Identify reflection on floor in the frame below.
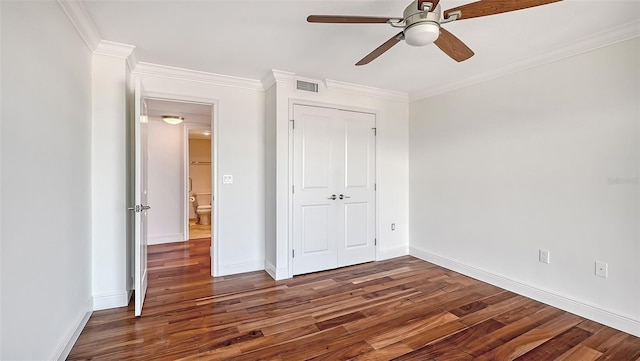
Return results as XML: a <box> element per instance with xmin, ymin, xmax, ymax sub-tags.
<box><xmin>189</xmin><ymin>218</ymin><xmax>211</xmax><ymax>239</ymax></box>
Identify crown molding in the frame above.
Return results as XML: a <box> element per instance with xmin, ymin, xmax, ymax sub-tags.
<box><xmin>57</xmin><ymin>0</ymin><xmax>101</xmax><ymax>52</ymax></box>
<box><xmin>94</xmin><ymin>41</ymin><xmax>136</xmax><ymax>59</ymax></box>
<box><xmin>324</xmin><ymin>79</ymin><xmax>409</xmax><ymax>103</ymax></box>
<box><xmin>261</xmin><ymin>69</ymin><xmax>296</xmax><ymax>89</ymax></box>
<box><xmin>410</xmin><ymin>20</ymin><xmax>640</xmax><ymax>102</ymax></box>
<box><xmin>133</xmin><ymin>62</ymin><xmax>264</xmax><ymax>91</ymax></box>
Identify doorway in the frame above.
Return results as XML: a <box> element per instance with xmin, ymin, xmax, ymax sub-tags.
<box><xmin>144</xmin><ymin>98</ymin><xmax>215</xmax><ymax>268</ymax></box>
<box><xmin>186</xmin><ymin>127</ymin><xmax>212</xmax><ymax>240</ymax></box>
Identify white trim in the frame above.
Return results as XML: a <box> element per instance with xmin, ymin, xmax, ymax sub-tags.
<box><xmin>94</xmin><ymin>40</ymin><xmax>136</xmax><ymax>60</ymax></box>
<box><xmin>410</xmin><ymin>20</ymin><xmax>640</xmax><ymax>101</ymax></box>
<box><xmin>56</xmin><ymin>0</ymin><xmax>101</xmax><ymax>52</ymax></box>
<box><xmin>133</xmin><ymin>62</ymin><xmax>264</xmax><ymax>91</ymax></box>
<box><xmin>324</xmin><ymin>79</ymin><xmax>409</xmax><ymax>103</ymax></box>
<box><xmin>51</xmin><ymin>297</ymin><xmax>93</xmax><ymax>361</ymax></box>
<box><xmin>261</xmin><ymin>69</ymin><xmax>295</xmax><ymax>89</ymax></box>
<box><xmin>93</xmin><ymin>291</ymin><xmax>129</xmax><ymax>310</ymax></box>
<box><xmin>377</xmin><ymin>245</ymin><xmax>409</xmax><ymax>261</ymax></box>
<box><xmin>409</xmin><ymin>246</ymin><xmax>640</xmax><ymax>338</ymax></box>
<box><xmin>219</xmin><ymin>260</ymin><xmax>265</xmax><ymax>277</ymax></box>
<box><xmin>265</xmin><ymin>260</ymin><xmax>289</xmax><ymax>281</ymax></box>
<box><xmin>148</xmin><ymin>233</ymin><xmax>186</xmax><ymax>245</ymax></box>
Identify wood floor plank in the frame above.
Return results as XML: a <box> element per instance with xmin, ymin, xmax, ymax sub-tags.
<box><xmin>67</xmin><ymin>239</ymin><xmax>640</xmax><ymax>360</ymax></box>
<box><xmin>555</xmin><ymin>344</ymin><xmax>603</xmax><ymax>361</ymax></box>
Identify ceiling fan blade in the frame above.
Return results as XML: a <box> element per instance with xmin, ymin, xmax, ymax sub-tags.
<box><xmin>307</xmin><ymin>15</ymin><xmax>401</xmax><ymax>24</ymax></box>
<box><xmin>417</xmin><ymin>0</ymin><xmax>441</xmax><ymax>11</ymax></box>
<box><xmin>434</xmin><ymin>28</ymin><xmax>474</xmax><ymax>62</ymax></box>
<box><xmin>356</xmin><ymin>32</ymin><xmax>404</xmax><ymax>66</ymax></box>
<box><xmin>443</xmin><ymin>0</ymin><xmax>562</xmax><ymax>20</ymax></box>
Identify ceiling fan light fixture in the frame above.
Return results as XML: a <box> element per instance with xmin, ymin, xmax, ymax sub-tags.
<box><xmin>404</xmin><ymin>22</ymin><xmax>440</xmax><ymax>46</ymax></box>
<box><xmin>162</xmin><ymin>115</ymin><xmax>184</xmax><ymax>125</ymax></box>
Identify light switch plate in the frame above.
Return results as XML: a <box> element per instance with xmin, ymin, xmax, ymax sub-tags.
<box><xmin>223</xmin><ymin>175</ymin><xmax>233</xmax><ymax>184</ymax></box>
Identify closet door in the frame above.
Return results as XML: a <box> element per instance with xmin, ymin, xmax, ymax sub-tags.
<box><xmin>336</xmin><ymin>110</ymin><xmax>376</xmax><ymax>267</ymax></box>
<box><xmin>292</xmin><ymin>105</ymin><xmax>376</xmax><ymax>276</ymax></box>
<box><xmin>292</xmin><ymin>105</ymin><xmax>339</xmax><ymax>275</ymax></box>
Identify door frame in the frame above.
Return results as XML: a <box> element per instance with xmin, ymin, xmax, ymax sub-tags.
<box><xmin>144</xmin><ymin>90</ymin><xmax>221</xmax><ymax>277</ymax></box>
<box><xmin>287</xmin><ymin>99</ymin><xmax>381</xmax><ymax>278</ymax></box>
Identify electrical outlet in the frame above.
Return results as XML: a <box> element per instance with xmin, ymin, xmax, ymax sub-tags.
<box><xmin>595</xmin><ymin>261</ymin><xmax>608</xmax><ymax>278</ymax></box>
<box><xmin>539</xmin><ymin>249</ymin><xmax>550</xmax><ymax>264</ymax></box>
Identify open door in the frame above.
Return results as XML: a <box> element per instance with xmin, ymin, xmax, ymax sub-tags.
<box><xmin>133</xmin><ymin>78</ymin><xmax>149</xmax><ymax>316</ymax></box>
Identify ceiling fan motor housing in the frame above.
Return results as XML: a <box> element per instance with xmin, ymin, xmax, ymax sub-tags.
<box><xmin>403</xmin><ymin>1</ymin><xmax>441</xmax><ymax>46</ymax></box>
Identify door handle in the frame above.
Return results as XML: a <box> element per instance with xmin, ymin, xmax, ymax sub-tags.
<box><xmin>327</xmin><ymin>194</ymin><xmax>337</xmax><ymax>200</ymax></box>
<box><xmin>339</xmin><ymin>194</ymin><xmax>351</xmax><ymax>200</ymax></box>
<box><xmin>127</xmin><ymin>205</ymin><xmax>151</xmax><ymax>212</ymax></box>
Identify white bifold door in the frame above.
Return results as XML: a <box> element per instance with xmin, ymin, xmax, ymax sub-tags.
<box><xmin>292</xmin><ymin>104</ymin><xmax>376</xmax><ymax>276</ymax></box>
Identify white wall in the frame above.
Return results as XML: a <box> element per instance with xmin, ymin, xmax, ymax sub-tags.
<box><xmin>0</xmin><ymin>1</ymin><xmax>93</xmax><ymax>359</ymax></box>
<box><xmin>409</xmin><ymin>38</ymin><xmax>640</xmax><ymax>336</ymax></box>
<box><xmin>265</xmin><ymin>85</ymin><xmax>277</xmax><ymax>274</ymax></box>
<box><xmin>147</xmin><ymin>119</ymin><xmax>185</xmax><ymax>244</ymax></box>
<box><xmin>91</xmin><ymin>53</ymin><xmax>132</xmax><ymax>310</ymax></box>
<box><xmin>136</xmin><ymin>70</ymin><xmax>266</xmax><ymax>276</ymax></box>
<box><xmin>189</xmin><ymin>138</ymin><xmax>212</xmax><ymax>219</ymax></box>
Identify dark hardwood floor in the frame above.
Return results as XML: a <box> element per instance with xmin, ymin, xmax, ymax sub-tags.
<box><xmin>68</xmin><ymin>238</ymin><xmax>640</xmax><ymax>360</ymax></box>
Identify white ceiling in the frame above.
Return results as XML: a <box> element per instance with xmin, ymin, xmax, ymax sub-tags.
<box><xmin>83</xmin><ymin>0</ymin><xmax>640</xmax><ymax>96</ymax></box>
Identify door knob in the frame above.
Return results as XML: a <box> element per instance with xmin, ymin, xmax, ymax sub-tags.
<box><xmin>339</xmin><ymin>194</ymin><xmax>351</xmax><ymax>200</ymax></box>
<box><xmin>327</xmin><ymin>194</ymin><xmax>337</xmax><ymax>200</ymax></box>
<box><xmin>141</xmin><ymin>205</ymin><xmax>151</xmax><ymax>211</ymax></box>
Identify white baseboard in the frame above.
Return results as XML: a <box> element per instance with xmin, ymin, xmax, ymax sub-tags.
<box><xmin>219</xmin><ymin>260</ymin><xmax>265</xmax><ymax>276</ymax></box>
<box><xmin>265</xmin><ymin>260</ymin><xmax>290</xmax><ymax>280</ymax></box>
<box><xmin>377</xmin><ymin>245</ymin><xmax>409</xmax><ymax>261</ymax></box>
<box><xmin>52</xmin><ymin>297</ymin><xmax>93</xmax><ymax>361</ymax></box>
<box><xmin>409</xmin><ymin>246</ymin><xmax>640</xmax><ymax>337</ymax></box>
<box><xmin>93</xmin><ymin>291</ymin><xmax>130</xmax><ymax>310</ymax></box>
<box><xmin>148</xmin><ymin>233</ymin><xmax>185</xmax><ymax>245</ymax></box>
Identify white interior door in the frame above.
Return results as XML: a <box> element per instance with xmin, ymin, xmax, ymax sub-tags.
<box><xmin>133</xmin><ymin>78</ymin><xmax>149</xmax><ymax>316</ymax></box>
<box><xmin>292</xmin><ymin>106</ymin><xmax>338</xmax><ymax>275</ymax></box>
<box><xmin>292</xmin><ymin>105</ymin><xmax>376</xmax><ymax>275</ymax></box>
<box><xmin>337</xmin><ymin>110</ymin><xmax>376</xmax><ymax>267</ymax></box>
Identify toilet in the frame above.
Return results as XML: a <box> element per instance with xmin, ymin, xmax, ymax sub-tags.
<box><xmin>192</xmin><ymin>192</ymin><xmax>212</xmax><ymax>225</ymax></box>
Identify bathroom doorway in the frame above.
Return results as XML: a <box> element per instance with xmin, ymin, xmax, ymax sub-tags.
<box><xmin>144</xmin><ymin>98</ymin><xmax>214</xmax><ymax>245</ymax></box>
<box><xmin>186</xmin><ymin>127</ymin><xmax>212</xmax><ymax>240</ymax></box>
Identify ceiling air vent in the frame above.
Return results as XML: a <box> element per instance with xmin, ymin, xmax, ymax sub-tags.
<box><xmin>296</xmin><ymin>80</ymin><xmax>319</xmax><ymax>93</ymax></box>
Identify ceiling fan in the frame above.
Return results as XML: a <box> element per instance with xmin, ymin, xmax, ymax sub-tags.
<box><xmin>307</xmin><ymin>0</ymin><xmax>562</xmax><ymax>65</ymax></box>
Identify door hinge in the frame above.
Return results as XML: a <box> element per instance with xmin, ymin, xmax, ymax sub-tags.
<box><xmin>292</xmin><ymin>249</ymin><xmax>295</xmax><ymax>258</ymax></box>
<box><xmin>290</xmin><ymin>119</ymin><xmax>295</xmax><ymax>129</ymax></box>
<box><xmin>374</xmin><ymin>183</ymin><xmax>377</xmax><ymax>191</ymax></box>
<box><xmin>292</xmin><ymin>185</ymin><xmax>295</xmax><ymax>194</ymax></box>
<box><xmin>374</xmin><ymin>238</ymin><xmax>377</xmax><ymax>246</ymax></box>
<box><xmin>372</xmin><ymin>127</ymin><xmax>377</xmax><ymax>136</ymax></box>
